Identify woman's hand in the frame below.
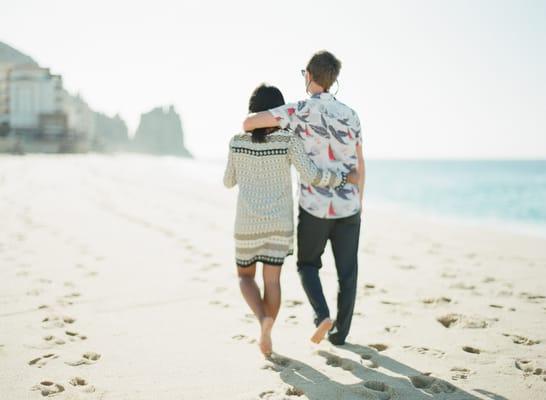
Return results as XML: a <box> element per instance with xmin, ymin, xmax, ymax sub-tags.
<box><xmin>346</xmin><ymin>169</ymin><xmax>360</xmax><ymax>185</ymax></box>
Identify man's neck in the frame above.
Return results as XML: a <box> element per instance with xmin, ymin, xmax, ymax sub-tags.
<box><xmin>309</xmin><ymin>89</ymin><xmax>324</xmax><ymax>96</ymax></box>
<box><xmin>308</xmin><ymin>82</ymin><xmax>325</xmax><ymax>96</ymax></box>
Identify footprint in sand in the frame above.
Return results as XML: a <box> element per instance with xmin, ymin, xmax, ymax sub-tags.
<box><xmin>42</xmin><ymin>315</ymin><xmax>76</xmax><ymax>329</ymax></box>
<box><xmin>209</xmin><ymin>300</ymin><xmax>230</xmax><ymax>308</ymax></box>
<box><xmin>437</xmin><ymin>313</ymin><xmax>495</xmax><ymax>329</ymax></box>
<box><xmin>41</xmin><ymin>335</ymin><xmax>66</xmax><ymax>346</ymax></box>
<box><xmin>285</xmin><ymin>386</ymin><xmax>305</xmax><ymax>396</ymax></box>
<box><xmin>201</xmin><ymin>263</ymin><xmax>220</xmax><ymax>272</ymax></box>
<box><xmin>320</xmin><ymin>352</ymin><xmax>355</xmax><ymax>371</ymax></box>
<box><xmin>258</xmin><ymin>389</ymin><xmax>276</xmax><ymax>398</ymax></box>
<box><xmin>69</xmin><ymin>376</ymin><xmax>95</xmax><ymax>393</ymax></box>
<box><xmin>515</xmin><ymin>359</ymin><xmax>534</xmax><ymax>373</ymax></box>
<box><xmin>519</xmin><ymin>292</ymin><xmax>546</xmax><ymax>303</ymax></box>
<box><xmin>409</xmin><ymin>374</ymin><xmax>456</xmax><ymax>394</ymax></box>
<box><xmin>285</xmin><ymin>315</ymin><xmax>298</xmax><ymax>325</ymax></box>
<box><xmin>380</xmin><ymin>299</ymin><xmax>400</xmax><ymax>306</ymax></box>
<box><xmin>26</xmin><ymin>288</ymin><xmax>44</xmax><ymax>296</ymax></box>
<box><xmin>384</xmin><ymin>325</ymin><xmax>401</xmax><ymax>333</ymax></box>
<box><xmin>284</xmin><ymin>299</ymin><xmax>304</xmax><ymax>308</ymax></box>
<box><xmin>240</xmin><ymin>313</ymin><xmax>255</xmax><ymax>324</ymax></box>
<box><xmin>368</xmin><ymin>343</ymin><xmax>389</xmax><ymax>352</ymax></box>
<box><xmin>422</xmin><ymin>297</ymin><xmax>452</xmax><ymax>306</ymax></box>
<box><xmin>56</xmin><ymin>298</ymin><xmax>74</xmax><ymax>307</ymax></box>
<box><xmin>450</xmin><ymin>366</ymin><xmax>473</xmax><ymax>380</ymax></box>
<box><xmin>63</xmin><ymin>292</ymin><xmax>81</xmax><ymax>299</ymax></box>
<box><xmin>515</xmin><ymin>359</ymin><xmax>546</xmax><ymax>379</ymax></box>
<box><xmin>28</xmin><ymin>353</ymin><xmax>59</xmax><ymax>368</ymax></box>
<box><xmin>65</xmin><ymin>352</ymin><xmax>101</xmax><ymax>366</ymax></box>
<box><xmin>502</xmin><ymin>333</ymin><xmax>540</xmax><ymax>346</ymax></box>
<box><xmin>65</xmin><ymin>330</ymin><xmax>88</xmax><ymax>342</ymax></box>
<box><xmin>450</xmin><ymin>282</ymin><xmax>476</xmax><ymax>291</ymax></box>
<box><xmin>361</xmin><ymin>381</ymin><xmax>393</xmax><ymax>400</ymax></box>
<box><xmin>31</xmin><ymin>381</ymin><xmax>65</xmax><ymax>397</ymax></box>
<box><xmin>403</xmin><ymin>345</ymin><xmax>445</xmax><ymax>358</ymax></box>
<box><xmin>462</xmin><ymin>346</ymin><xmax>481</xmax><ymax>354</ymax></box>
<box><xmin>232</xmin><ymin>334</ymin><xmax>256</xmax><ymax>344</ymax></box>
<box><xmin>261</xmin><ymin>354</ymin><xmax>291</xmax><ymax>372</ymax></box>
<box><xmin>358</xmin><ymin>353</ymin><xmax>379</xmax><ymax>369</ymax></box>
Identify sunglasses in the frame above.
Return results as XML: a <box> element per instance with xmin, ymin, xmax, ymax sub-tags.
<box><xmin>300</xmin><ymin>69</ymin><xmax>306</xmax><ymax>77</ymax></box>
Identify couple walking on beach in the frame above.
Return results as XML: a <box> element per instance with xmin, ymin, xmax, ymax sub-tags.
<box><xmin>223</xmin><ymin>50</ymin><xmax>364</xmax><ymax>356</ymax></box>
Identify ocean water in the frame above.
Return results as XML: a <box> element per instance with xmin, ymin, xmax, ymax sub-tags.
<box><xmin>365</xmin><ymin>160</ymin><xmax>546</xmax><ymax>236</ymax></box>
<box><xmin>209</xmin><ymin>156</ymin><xmax>546</xmax><ymax>236</ymax></box>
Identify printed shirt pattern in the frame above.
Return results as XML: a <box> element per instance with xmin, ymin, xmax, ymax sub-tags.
<box><xmin>269</xmin><ymin>92</ymin><xmax>362</xmax><ymax>219</ymax></box>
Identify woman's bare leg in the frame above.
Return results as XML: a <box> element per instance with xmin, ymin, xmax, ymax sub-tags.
<box><xmin>237</xmin><ymin>264</ymin><xmax>265</xmax><ymax>323</ymax></box>
<box><xmin>263</xmin><ymin>264</ymin><xmax>282</xmax><ymax>321</ymax></box>
<box><xmin>259</xmin><ymin>264</ymin><xmax>282</xmax><ymax>357</ymax></box>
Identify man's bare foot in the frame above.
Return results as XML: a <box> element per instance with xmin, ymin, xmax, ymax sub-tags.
<box><xmin>259</xmin><ymin>317</ymin><xmax>274</xmax><ymax>356</ymax></box>
<box><xmin>310</xmin><ymin>318</ymin><xmax>333</xmax><ymax>344</ymax></box>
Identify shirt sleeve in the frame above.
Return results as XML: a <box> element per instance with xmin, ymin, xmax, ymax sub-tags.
<box><xmin>288</xmin><ymin>135</ymin><xmax>345</xmax><ymax>188</ymax></box>
<box><xmin>268</xmin><ymin>102</ymin><xmax>299</xmax><ymax>131</ymax></box>
<box><xmin>223</xmin><ymin>138</ymin><xmax>236</xmax><ymax>188</ymax></box>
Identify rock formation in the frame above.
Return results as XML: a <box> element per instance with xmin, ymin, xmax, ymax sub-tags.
<box><xmin>132</xmin><ymin>105</ymin><xmax>191</xmax><ymax>157</ymax></box>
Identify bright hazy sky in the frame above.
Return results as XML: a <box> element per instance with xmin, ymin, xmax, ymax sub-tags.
<box><xmin>2</xmin><ymin>0</ymin><xmax>545</xmax><ymax>159</ymax></box>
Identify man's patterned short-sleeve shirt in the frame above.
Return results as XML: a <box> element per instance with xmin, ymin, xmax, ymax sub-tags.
<box><xmin>269</xmin><ymin>92</ymin><xmax>362</xmax><ymax>219</ymax></box>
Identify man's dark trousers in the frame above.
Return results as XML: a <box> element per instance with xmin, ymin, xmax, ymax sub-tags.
<box><xmin>297</xmin><ymin>207</ymin><xmax>361</xmax><ymax>344</ymax></box>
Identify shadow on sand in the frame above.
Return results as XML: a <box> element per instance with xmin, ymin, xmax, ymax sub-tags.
<box><xmin>267</xmin><ymin>342</ymin><xmax>509</xmax><ymax>400</ymax></box>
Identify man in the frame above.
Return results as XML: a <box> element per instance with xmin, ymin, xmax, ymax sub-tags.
<box><xmin>243</xmin><ymin>50</ymin><xmax>365</xmax><ymax>345</ymax></box>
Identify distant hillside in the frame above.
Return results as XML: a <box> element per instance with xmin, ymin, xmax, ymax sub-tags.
<box><xmin>0</xmin><ymin>41</ymin><xmax>38</xmax><ymax>65</ymax></box>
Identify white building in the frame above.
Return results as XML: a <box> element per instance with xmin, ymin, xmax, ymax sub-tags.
<box><xmin>62</xmin><ymin>91</ymin><xmax>94</xmax><ymax>140</ymax></box>
<box><xmin>8</xmin><ymin>65</ymin><xmax>64</xmax><ymax>134</ymax></box>
<box><xmin>0</xmin><ymin>42</ymin><xmax>105</xmax><ymax>152</ymax></box>
<box><xmin>0</xmin><ymin>62</ymin><xmax>11</xmax><ymax>131</ymax></box>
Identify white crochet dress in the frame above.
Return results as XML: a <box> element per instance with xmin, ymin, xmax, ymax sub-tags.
<box><xmin>223</xmin><ymin>130</ymin><xmax>344</xmax><ymax>267</ymax></box>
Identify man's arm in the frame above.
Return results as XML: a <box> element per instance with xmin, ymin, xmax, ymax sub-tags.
<box><xmin>356</xmin><ymin>143</ymin><xmax>365</xmax><ymax>206</ymax></box>
<box><xmin>243</xmin><ymin>111</ymin><xmax>280</xmax><ymax>132</ymax></box>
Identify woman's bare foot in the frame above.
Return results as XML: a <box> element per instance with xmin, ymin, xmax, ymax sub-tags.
<box><xmin>259</xmin><ymin>317</ymin><xmax>274</xmax><ymax>356</ymax></box>
<box><xmin>310</xmin><ymin>318</ymin><xmax>333</xmax><ymax>344</ymax></box>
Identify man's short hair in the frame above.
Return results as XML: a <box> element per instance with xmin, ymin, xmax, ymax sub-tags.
<box><xmin>306</xmin><ymin>51</ymin><xmax>342</xmax><ymax>91</ymax></box>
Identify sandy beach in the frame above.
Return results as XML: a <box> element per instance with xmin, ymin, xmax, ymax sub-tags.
<box><xmin>1</xmin><ymin>154</ymin><xmax>545</xmax><ymax>400</ymax></box>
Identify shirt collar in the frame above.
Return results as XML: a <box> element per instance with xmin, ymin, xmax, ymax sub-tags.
<box><xmin>310</xmin><ymin>92</ymin><xmax>335</xmax><ymax>101</ymax></box>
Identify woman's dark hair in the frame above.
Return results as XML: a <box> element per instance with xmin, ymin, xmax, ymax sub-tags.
<box><xmin>248</xmin><ymin>84</ymin><xmax>285</xmax><ymax>143</ymax></box>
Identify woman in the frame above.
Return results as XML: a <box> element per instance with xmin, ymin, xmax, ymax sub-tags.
<box><xmin>223</xmin><ymin>84</ymin><xmax>357</xmax><ymax>356</ymax></box>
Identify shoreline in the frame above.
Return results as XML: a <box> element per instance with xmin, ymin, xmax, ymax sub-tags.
<box><xmin>365</xmin><ymin>200</ymin><xmax>546</xmax><ymax>241</ymax></box>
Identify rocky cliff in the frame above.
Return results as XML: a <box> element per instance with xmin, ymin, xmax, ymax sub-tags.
<box><xmin>132</xmin><ymin>105</ymin><xmax>191</xmax><ymax>157</ymax></box>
